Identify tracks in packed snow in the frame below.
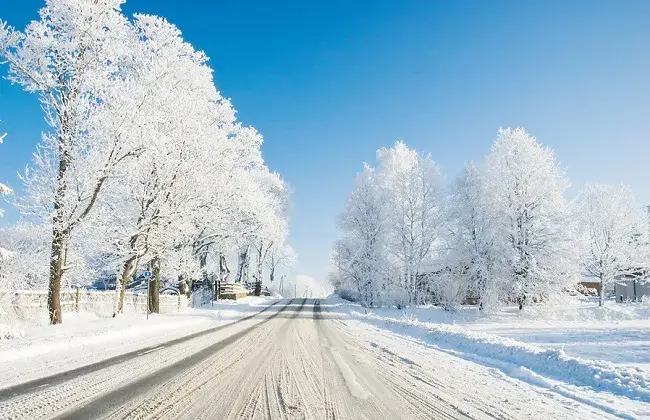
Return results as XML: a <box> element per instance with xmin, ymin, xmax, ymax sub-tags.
<box><xmin>0</xmin><ymin>299</ymin><xmax>281</xmax><ymax>402</ymax></box>
<box><xmin>0</xmin><ymin>298</ymin><xmax>619</xmax><ymax>420</ymax></box>
<box><xmin>0</xmin><ymin>299</ymin><xmax>290</xmax><ymax>420</ymax></box>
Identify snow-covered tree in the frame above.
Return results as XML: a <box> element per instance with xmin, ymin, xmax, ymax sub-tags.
<box><xmin>576</xmin><ymin>183</ymin><xmax>649</xmax><ymax>306</ymax></box>
<box><xmin>443</xmin><ymin>163</ymin><xmax>498</xmax><ymax>309</ymax></box>
<box><xmin>102</xmin><ymin>13</ymin><xmax>230</xmax><ymax>314</ymax></box>
<box><xmin>1</xmin><ymin>2</ymin><xmax>293</xmax><ymax>322</ymax></box>
<box><xmin>0</xmin><ymin>223</ymin><xmax>50</xmax><ymax>290</ymax></box>
<box><xmin>482</xmin><ymin>128</ymin><xmax>579</xmax><ymax>308</ymax></box>
<box><xmin>334</xmin><ymin>164</ymin><xmax>389</xmax><ymax>307</ymax></box>
<box><xmin>249</xmin><ymin>169</ymin><xmax>291</xmax><ymax>295</ymax></box>
<box><xmin>266</xmin><ymin>243</ymin><xmax>296</xmax><ymax>284</ymax></box>
<box><xmin>332</xmin><ymin>130</ymin><xmax>586</xmax><ymax>310</ymax></box>
<box><xmin>1</xmin><ymin>0</ymin><xmax>141</xmax><ymax>324</ymax></box>
<box><xmin>0</xmin><ymin>128</ymin><xmax>11</xmax><ymax>217</ymax></box>
<box><xmin>376</xmin><ymin>141</ymin><xmax>444</xmax><ymax>305</ymax></box>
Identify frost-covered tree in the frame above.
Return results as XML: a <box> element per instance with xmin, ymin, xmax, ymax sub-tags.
<box><xmin>0</xmin><ymin>223</ymin><xmax>49</xmax><ymax>290</ymax></box>
<box><xmin>444</xmin><ymin>163</ymin><xmax>498</xmax><ymax>309</ymax></box>
<box><xmin>266</xmin><ymin>244</ymin><xmax>296</xmax><ymax>284</ymax></box>
<box><xmin>482</xmin><ymin>128</ymin><xmax>579</xmax><ymax>308</ymax></box>
<box><xmin>335</xmin><ymin>164</ymin><xmax>388</xmax><ymax>307</ymax></box>
<box><xmin>576</xmin><ymin>183</ymin><xmax>649</xmax><ymax>306</ymax></box>
<box><xmin>249</xmin><ymin>169</ymin><xmax>291</xmax><ymax>295</ymax></box>
<box><xmin>1</xmin><ymin>2</ymin><xmax>293</xmax><ymax>322</ymax></box>
<box><xmin>376</xmin><ymin>142</ymin><xmax>444</xmax><ymax>305</ymax></box>
<box><xmin>1</xmin><ymin>0</ymin><xmax>142</xmax><ymax>324</ymax></box>
<box><xmin>0</xmin><ymin>129</ymin><xmax>11</xmax><ymax>217</ymax></box>
<box><xmin>0</xmin><ymin>128</ymin><xmax>12</xmax><ymax>268</ymax></box>
<box><xmin>103</xmin><ymin>14</ymin><xmax>230</xmax><ymax>314</ymax></box>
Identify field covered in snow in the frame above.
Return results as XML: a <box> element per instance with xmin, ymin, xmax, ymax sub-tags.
<box><xmin>326</xmin><ymin>296</ymin><xmax>650</xmax><ymax>418</ymax></box>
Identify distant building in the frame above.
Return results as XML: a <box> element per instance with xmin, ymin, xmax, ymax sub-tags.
<box><xmin>615</xmin><ymin>277</ymin><xmax>650</xmax><ymax>302</ymax></box>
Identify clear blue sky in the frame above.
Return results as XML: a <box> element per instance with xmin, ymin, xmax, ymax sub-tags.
<box><xmin>1</xmin><ymin>0</ymin><xmax>649</xmax><ymax>286</ymax></box>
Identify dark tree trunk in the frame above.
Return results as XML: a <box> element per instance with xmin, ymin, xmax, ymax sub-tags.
<box><xmin>219</xmin><ymin>253</ymin><xmax>230</xmax><ymax>282</ymax></box>
<box><xmin>48</xmin><ymin>231</ymin><xmax>66</xmax><ymax>325</ymax></box>
<box><xmin>149</xmin><ymin>257</ymin><xmax>161</xmax><ymax>313</ymax></box>
<box><xmin>235</xmin><ymin>246</ymin><xmax>249</xmax><ymax>283</ymax></box>
<box><xmin>178</xmin><ymin>274</ymin><xmax>189</xmax><ymax>296</ymax></box>
<box><xmin>48</xmin><ymin>133</ymin><xmax>70</xmax><ymax>325</ymax></box>
<box><xmin>116</xmin><ymin>256</ymin><xmax>137</xmax><ymax>315</ymax></box>
<box><xmin>198</xmin><ymin>251</ymin><xmax>214</xmax><ymax>302</ymax></box>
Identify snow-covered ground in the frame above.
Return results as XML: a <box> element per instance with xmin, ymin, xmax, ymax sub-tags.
<box><xmin>325</xmin><ymin>297</ymin><xmax>650</xmax><ymax>419</ymax></box>
<box><xmin>0</xmin><ymin>296</ymin><xmax>276</xmax><ymax>387</ymax></box>
<box><xmin>465</xmin><ymin>302</ymin><xmax>650</xmax><ymax>370</ymax></box>
<box><xmin>346</xmin><ymin>298</ymin><xmax>650</xmax><ymax>368</ymax></box>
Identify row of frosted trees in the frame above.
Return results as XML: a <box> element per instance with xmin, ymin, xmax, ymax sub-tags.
<box><xmin>331</xmin><ymin>128</ymin><xmax>649</xmax><ymax>310</ymax></box>
<box><xmin>0</xmin><ymin>0</ymin><xmax>293</xmax><ymax>324</ymax></box>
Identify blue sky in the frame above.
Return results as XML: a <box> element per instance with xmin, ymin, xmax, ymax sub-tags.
<box><xmin>1</xmin><ymin>0</ymin><xmax>649</xmax><ymax>285</ymax></box>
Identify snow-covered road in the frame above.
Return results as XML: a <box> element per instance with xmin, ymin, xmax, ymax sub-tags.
<box><xmin>0</xmin><ymin>299</ymin><xmax>623</xmax><ymax>419</ymax></box>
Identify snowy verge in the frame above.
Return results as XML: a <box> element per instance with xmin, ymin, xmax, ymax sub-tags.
<box><xmin>329</xmin><ymin>302</ymin><xmax>650</xmax><ymax>403</ymax></box>
<box><xmin>0</xmin><ymin>296</ymin><xmax>275</xmax><ymax>386</ymax></box>
<box><xmin>0</xmin><ymin>324</ymin><xmax>24</xmax><ymax>340</ymax></box>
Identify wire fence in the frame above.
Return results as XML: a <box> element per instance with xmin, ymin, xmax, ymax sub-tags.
<box><xmin>0</xmin><ymin>289</ymin><xmax>189</xmax><ymax>325</ymax></box>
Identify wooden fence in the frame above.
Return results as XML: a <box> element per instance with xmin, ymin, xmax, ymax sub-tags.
<box><xmin>0</xmin><ymin>289</ymin><xmax>189</xmax><ymax>325</ymax></box>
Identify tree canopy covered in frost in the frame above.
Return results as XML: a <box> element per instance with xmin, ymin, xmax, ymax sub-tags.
<box><xmin>331</xmin><ymin>128</ymin><xmax>649</xmax><ymax>310</ymax></box>
<box><xmin>0</xmin><ymin>126</ymin><xmax>11</xmax><ymax>215</ymax></box>
<box><xmin>481</xmin><ymin>128</ymin><xmax>579</xmax><ymax>308</ymax></box>
<box><xmin>0</xmin><ymin>0</ymin><xmax>293</xmax><ymax>323</ymax></box>
<box><xmin>0</xmin><ymin>129</ymin><xmax>11</xmax><ymax>265</ymax></box>
<box><xmin>576</xmin><ymin>183</ymin><xmax>649</xmax><ymax>306</ymax></box>
<box><xmin>332</xmin><ymin>143</ymin><xmax>444</xmax><ymax>307</ymax></box>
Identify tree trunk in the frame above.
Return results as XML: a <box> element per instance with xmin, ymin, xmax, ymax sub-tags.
<box><xmin>197</xmin><ymin>251</ymin><xmax>214</xmax><ymax>302</ymax></box>
<box><xmin>235</xmin><ymin>246</ymin><xmax>249</xmax><ymax>283</ymax></box>
<box><xmin>178</xmin><ymin>274</ymin><xmax>189</xmax><ymax>296</ymax></box>
<box><xmin>48</xmin><ymin>138</ymin><xmax>70</xmax><ymax>325</ymax></box>
<box><xmin>117</xmin><ymin>256</ymin><xmax>137</xmax><ymax>315</ymax></box>
<box><xmin>199</xmin><ymin>252</ymin><xmax>208</xmax><ymax>282</ymax></box>
<box><xmin>219</xmin><ymin>253</ymin><xmax>230</xmax><ymax>282</ymax></box>
<box><xmin>599</xmin><ymin>276</ymin><xmax>605</xmax><ymax>307</ymax></box>
<box><xmin>255</xmin><ymin>243</ymin><xmax>263</xmax><ymax>296</ymax></box>
<box><xmin>149</xmin><ymin>257</ymin><xmax>161</xmax><ymax>313</ymax></box>
<box><xmin>48</xmin><ymin>230</ymin><xmax>66</xmax><ymax>325</ymax></box>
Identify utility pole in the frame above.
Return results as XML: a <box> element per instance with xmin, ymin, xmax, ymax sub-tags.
<box><xmin>294</xmin><ymin>283</ymin><xmax>297</xmax><ymax>299</ymax></box>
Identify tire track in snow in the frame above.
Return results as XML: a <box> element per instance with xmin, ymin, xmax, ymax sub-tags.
<box><xmin>2</xmin><ymin>298</ymin><xmax>620</xmax><ymax>420</ymax></box>
<box><xmin>0</xmin><ymin>299</ymin><xmax>281</xmax><ymax>401</ymax></box>
<box><xmin>61</xmin><ymin>299</ymin><xmax>300</xmax><ymax>420</ymax></box>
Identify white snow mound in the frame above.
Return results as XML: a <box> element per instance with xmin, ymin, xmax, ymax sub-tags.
<box><xmin>354</xmin><ymin>311</ymin><xmax>650</xmax><ymax>402</ymax></box>
<box><xmin>0</xmin><ymin>324</ymin><xmax>25</xmax><ymax>340</ymax></box>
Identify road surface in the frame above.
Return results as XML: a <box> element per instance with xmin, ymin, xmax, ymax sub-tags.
<box><xmin>0</xmin><ymin>299</ymin><xmax>615</xmax><ymax>419</ymax></box>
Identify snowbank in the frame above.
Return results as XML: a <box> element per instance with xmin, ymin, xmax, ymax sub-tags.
<box><xmin>0</xmin><ymin>296</ymin><xmax>277</xmax><ymax>387</ymax></box>
<box><xmin>344</xmin><ymin>307</ymin><xmax>650</xmax><ymax>402</ymax></box>
<box><xmin>506</xmin><ymin>299</ymin><xmax>650</xmax><ymax>322</ymax></box>
<box><xmin>0</xmin><ymin>296</ymin><xmax>275</xmax><ymax>362</ymax></box>
<box><xmin>0</xmin><ymin>324</ymin><xmax>24</xmax><ymax>340</ymax></box>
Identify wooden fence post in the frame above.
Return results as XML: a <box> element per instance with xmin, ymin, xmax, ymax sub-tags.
<box><xmin>75</xmin><ymin>286</ymin><xmax>80</xmax><ymax>312</ymax></box>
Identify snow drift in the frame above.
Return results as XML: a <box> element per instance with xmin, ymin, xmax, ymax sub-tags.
<box><xmin>351</xmin><ymin>310</ymin><xmax>650</xmax><ymax>402</ymax></box>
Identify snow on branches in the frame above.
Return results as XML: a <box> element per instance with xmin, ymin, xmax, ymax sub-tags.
<box><xmin>332</xmin><ymin>128</ymin><xmax>646</xmax><ymax>310</ymax></box>
<box><xmin>0</xmin><ymin>1</ymin><xmax>293</xmax><ymax>323</ymax></box>
<box><xmin>0</xmin><ymin>127</ymin><xmax>11</xmax><ymax>216</ymax></box>
<box><xmin>576</xmin><ymin>183</ymin><xmax>649</xmax><ymax>306</ymax></box>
